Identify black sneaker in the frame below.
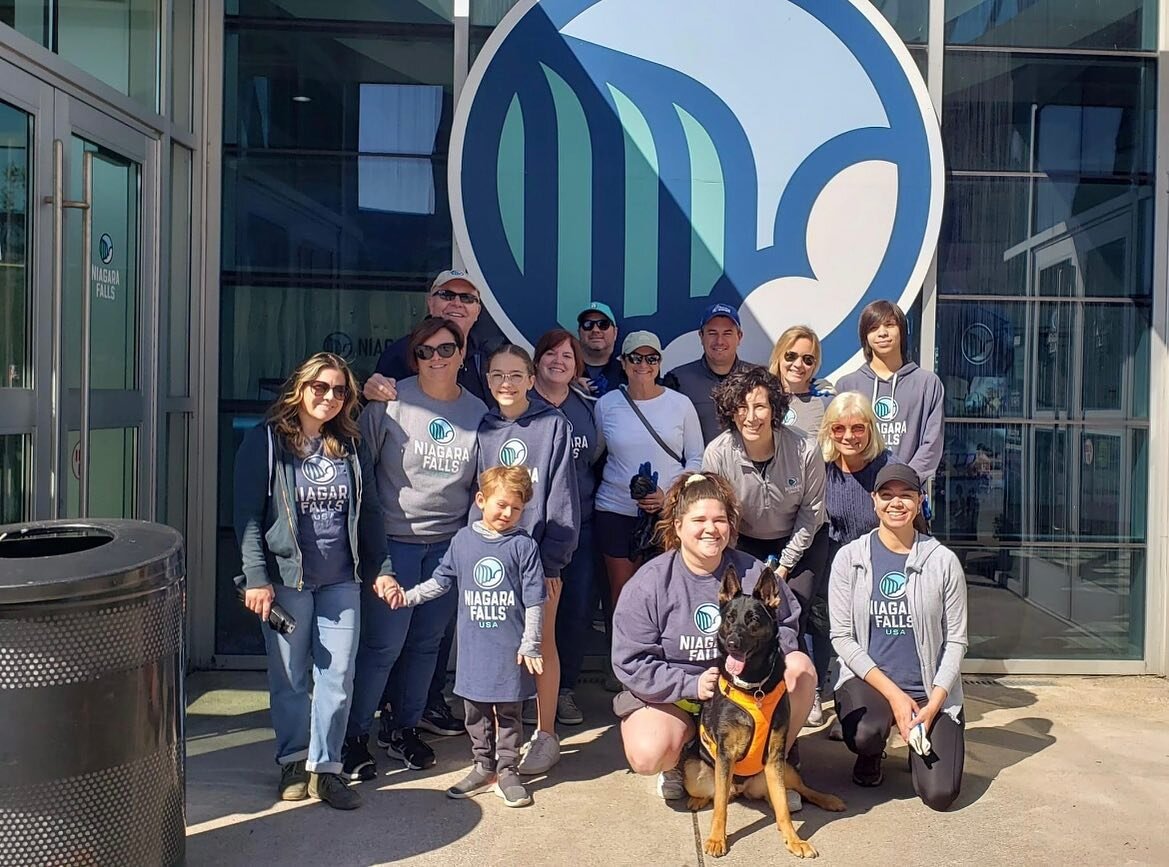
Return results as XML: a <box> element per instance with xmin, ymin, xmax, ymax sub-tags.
<box><xmin>278</xmin><ymin>760</ymin><xmax>309</xmax><ymax>801</ymax></box>
<box><xmin>852</xmin><ymin>752</ymin><xmax>885</xmax><ymax>787</ymax></box>
<box><xmin>309</xmin><ymin>772</ymin><xmax>362</xmax><ymax>810</ymax></box>
<box><xmin>386</xmin><ymin>727</ymin><xmax>436</xmax><ymax>770</ymax></box>
<box><xmin>376</xmin><ymin>705</ymin><xmax>395</xmax><ymax>749</ymax></box>
<box><xmin>418</xmin><ymin>698</ymin><xmax>465</xmax><ymax>737</ymax></box>
<box><xmin>342</xmin><ymin>734</ymin><xmax>377</xmax><ymax>782</ymax></box>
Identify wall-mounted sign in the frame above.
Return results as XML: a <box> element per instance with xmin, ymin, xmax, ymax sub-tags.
<box><xmin>92</xmin><ymin>232</ymin><xmax>120</xmax><ymax>301</ymax></box>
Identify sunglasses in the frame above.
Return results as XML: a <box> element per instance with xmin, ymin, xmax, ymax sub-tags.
<box><xmin>784</xmin><ymin>350</ymin><xmax>817</xmax><ymax>367</ymax></box>
<box><xmin>414</xmin><ymin>342</ymin><xmax>459</xmax><ymax>360</ymax></box>
<box><xmin>580</xmin><ymin>319</ymin><xmax>613</xmax><ymax>332</ymax></box>
<box><xmin>487</xmin><ymin>371</ymin><xmax>530</xmax><ymax>387</ymax></box>
<box><xmin>830</xmin><ymin>423</ymin><xmax>869</xmax><ymax>439</ymax></box>
<box><xmin>625</xmin><ymin>352</ymin><xmax>661</xmax><ymax>366</ymax></box>
<box><xmin>432</xmin><ymin>288</ymin><xmax>481</xmax><ymax>305</ymax></box>
<box><xmin>306</xmin><ymin>381</ymin><xmax>349</xmax><ymax>400</ymax></box>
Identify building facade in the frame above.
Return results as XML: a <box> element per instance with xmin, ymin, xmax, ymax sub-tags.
<box><xmin>0</xmin><ymin>0</ymin><xmax>1166</xmax><ymax>676</ymax></box>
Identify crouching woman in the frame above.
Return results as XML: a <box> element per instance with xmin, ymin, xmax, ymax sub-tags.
<box><xmin>829</xmin><ymin>462</ymin><xmax>968</xmax><ymax>810</ymax></box>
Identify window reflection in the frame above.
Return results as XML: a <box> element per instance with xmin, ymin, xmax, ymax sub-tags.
<box><xmin>945</xmin><ymin>0</ymin><xmax>1154</xmax><ymax>51</ymax></box>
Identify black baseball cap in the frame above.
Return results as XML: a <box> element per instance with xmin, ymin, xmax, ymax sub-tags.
<box><xmin>874</xmin><ymin>463</ymin><xmax>922</xmax><ymax>492</ymax></box>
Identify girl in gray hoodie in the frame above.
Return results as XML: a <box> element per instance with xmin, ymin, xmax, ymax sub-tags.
<box><xmin>829</xmin><ymin>462</ymin><xmax>967</xmax><ymax>810</ymax></box>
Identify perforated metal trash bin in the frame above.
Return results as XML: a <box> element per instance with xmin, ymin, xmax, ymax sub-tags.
<box><xmin>0</xmin><ymin>520</ymin><xmax>186</xmax><ymax>867</ymax></box>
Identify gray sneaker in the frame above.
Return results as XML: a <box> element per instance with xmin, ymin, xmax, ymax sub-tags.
<box><xmin>308</xmin><ymin>772</ymin><xmax>362</xmax><ymax>810</ymax></box>
<box><xmin>656</xmin><ymin>766</ymin><xmax>685</xmax><ymax>800</ymax></box>
<box><xmin>495</xmin><ymin>769</ymin><xmax>533</xmax><ymax>807</ymax></box>
<box><xmin>278</xmin><ymin>760</ymin><xmax>308</xmax><ymax>801</ymax></box>
<box><xmin>787</xmin><ymin>789</ymin><xmax>803</xmax><ymax>813</ymax></box>
<box><xmin>446</xmin><ymin>763</ymin><xmax>497</xmax><ymax>799</ymax></box>
<box><xmin>516</xmin><ymin>731</ymin><xmax>560</xmax><ymax>775</ymax></box>
<box><xmin>556</xmin><ymin>689</ymin><xmax>584</xmax><ymax>726</ymax></box>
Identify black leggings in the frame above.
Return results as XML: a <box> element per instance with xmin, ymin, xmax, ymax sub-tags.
<box><xmin>836</xmin><ymin>677</ymin><xmax>965</xmax><ymax>812</ymax></box>
<box><xmin>737</xmin><ymin>525</ymin><xmax>830</xmax><ymax>640</ymax></box>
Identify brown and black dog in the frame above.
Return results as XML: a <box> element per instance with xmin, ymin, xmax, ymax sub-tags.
<box><xmin>683</xmin><ymin>565</ymin><xmax>845</xmax><ymax>858</ymax></box>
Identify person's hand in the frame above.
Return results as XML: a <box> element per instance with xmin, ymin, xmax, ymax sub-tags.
<box><xmin>776</xmin><ymin>565</ymin><xmax>790</xmax><ymax>581</ymax></box>
<box><xmin>545</xmin><ymin>576</ymin><xmax>562</xmax><ymax>603</ymax></box>
<box><xmin>518</xmin><ymin>653</ymin><xmax>544</xmax><ymax>675</ymax></box>
<box><xmin>244</xmin><ymin>585</ymin><xmax>276</xmax><ymax>621</ymax></box>
<box><xmin>363</xmin><ymin>373</ymin><xmax>398</xmax><ymax>402</ymax></box>
<box><xmin>636</xmin><ymin>487</ymin><xmax>665</xmax><ymax>513</ymax></box>
<box><xmin>575</xmin><ymin>375</ymin><xmax>598</xmax><ymax>395</ymax></box>
<box><xmin>374</xmin><ymin>574</ymin><xmax>405</xmax><ymax>608</ymax></box>
<box><xmin>697</xmin><ymin>666</ymin><xmax>720</xmax><ymax>701</ymax></box>
<box><xmin>909</xmin><ymin>699</ymin><xmax>941</xmax><ymax>735</ymax></box>
<box><xmin>890</xmin><ymin>689</ymin><xmax>921</xmax><ymax>743</ymax></box>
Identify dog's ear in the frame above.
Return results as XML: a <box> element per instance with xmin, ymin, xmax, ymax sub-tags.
<box><xmin>718</xmin><ymin>564</ymin><xmax>743</xmax><ymax>607</ymax></box>
<box><xmin>752</xmin><ymin>565</ymin><xmax>782</xmax><ymax>610</ymax></box>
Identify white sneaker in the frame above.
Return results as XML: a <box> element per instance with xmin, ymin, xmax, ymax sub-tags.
<box><xmin>656</xmin><ymin>766</ymin><xmax>686</xmax><ymax>800</ymax></box>
<box><xmin>516</xmin><ymin>731</ymin><xmax>560</xmax><ymax>775</ymax></box>
<box><xmin>787</xmin><ymin>789</ymin><xmax>803</xmax><ymax>813</ymax></box>
<box><xmin>804</xmin><ymin>691</ymin><xmax>824</xmax><ymax>728</ymax></box>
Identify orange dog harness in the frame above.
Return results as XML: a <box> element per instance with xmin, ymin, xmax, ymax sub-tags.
<box><xmin>698</xmin><ymin>676</ymin><xmax>786</xmax><ymax>778</ymax></box>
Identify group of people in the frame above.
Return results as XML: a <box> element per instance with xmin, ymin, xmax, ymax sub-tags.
<box><xmin>234</xmin><ymin>268</ymin><xmax>968</xmax><ymax>816</ymax></box>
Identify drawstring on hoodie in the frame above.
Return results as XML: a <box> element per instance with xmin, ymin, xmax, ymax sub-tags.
<box><xmin>872</xmin><ymin>371</ymin><xmax>899</xmax><ymax>407</ymax></box>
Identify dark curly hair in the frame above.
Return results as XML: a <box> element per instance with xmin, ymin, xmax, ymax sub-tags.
<box><xmin>712</xmin><ymin>366</ymin><xmax>791</xmax><ymax>433</ymax></box>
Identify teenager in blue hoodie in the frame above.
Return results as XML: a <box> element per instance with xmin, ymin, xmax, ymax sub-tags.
<box><xmin>475</xmin><ymin>344</ymin><xmax>580</xmax><ymax>776</ymax></box>
<box><xmin>836</xmin><ymin>300</ymin><xmax>945</xmax><ymax>482</ymax></box>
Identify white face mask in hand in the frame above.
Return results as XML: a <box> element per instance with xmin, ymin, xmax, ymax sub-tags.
<box><xmin>908</xmin><ymin>723</ymin><xmax>931</xmax><ymax>757</ymax></box>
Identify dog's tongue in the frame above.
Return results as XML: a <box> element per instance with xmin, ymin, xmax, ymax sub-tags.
<box><xmin>725</xmin><ymin>652</ymin><xmax>746</xmax><ymax>677</ymax></box>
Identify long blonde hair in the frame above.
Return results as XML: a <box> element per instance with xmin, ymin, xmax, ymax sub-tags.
<box><xmin>818</xmin><ymin>392</ymin><xmax>886</xmax><ymax>464</ymax></box>
<box><xmin>768</xmin><ymin>325</ymin><xmax>822</xmax><ymax>383</ymax></box>
<box><xmin>656</xmin><ymin>472</ymin><xmax>741</xmax><ymax>551</ymax></box>
<box><xmin>266</xmin><ymin>352</ymin><xmax>361</xmax><ymax>458</ymax></box>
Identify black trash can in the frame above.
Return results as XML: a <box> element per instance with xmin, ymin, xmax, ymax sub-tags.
<box><xmin>0</xmin><ymin>520</ymin><xmax>185</xmax><ymax>867</ymax></box>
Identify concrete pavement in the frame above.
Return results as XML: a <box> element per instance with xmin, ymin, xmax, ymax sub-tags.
<box><xmin>186</xmin><ymin>674</ymin><xmax>1169</xmax><ymax>865</ymax></box>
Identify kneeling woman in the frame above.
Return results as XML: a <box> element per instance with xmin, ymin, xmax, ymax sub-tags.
<box><xmin>828</xmin><ymin>463</ymin><xmax>968</xmax><ymax>810</ymax></box>
<box><xmin>610</xmin><ymin>473</ymin><xmax>815</xmax><ymax>802</ymax></box>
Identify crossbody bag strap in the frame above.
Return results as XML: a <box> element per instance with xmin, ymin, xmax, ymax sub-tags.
<box><xmin>619</xmin><ymin>386</ymin><xmax>683</xmax><ymax>466</ymax></box>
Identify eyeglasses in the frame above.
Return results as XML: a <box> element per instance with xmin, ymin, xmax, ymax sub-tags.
<box><xmin>414</xmin><ymin>342</ymin><xmax>459</xmax><ymax>360</ymax></box>
<box><xmin>487</xmin><ymin>371</ymin><xmax>530</xmax><ymax>387</ymax></box>
<box><xmin>306</xmin><ymin>381</ymin><xmax>349</xmax><ymax>400</ymax></box>
<box><xmin>580</xmin><ymin>319</ymin><xmax>613</xmax><ymax>332</ymax></box>
<box><xmin>783</xmin><ymin>350</ymin><xmax>817</xmax><ymax>367</ymax></box>
<box><xmin>431</xmin><ymin>288</ymin><xmax>481</xmax><ymax>305</ymax></box>
<box><xmin>625</xmin><ymin>352</ymin><xmax>661</xmax><ymax>365</ymax></box>
<box><xmin>876</xmin><ymin>489</ymin><xmax>919</xmax><ymax>504</ymax></box>
<box><xmin>829</xmin><ymin>423</ymin><xmax>868</xmax><ymax>439</ymax></box>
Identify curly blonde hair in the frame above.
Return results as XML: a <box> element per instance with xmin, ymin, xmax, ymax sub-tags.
<box><xmin>818</xmin><ymin>391</ymin><xmax>886</xmax><ymax>464</ymax></box>
<box><xmin>266</xmin><ymin>352</ymin><xmax>361</xmax><ymax>458</ymax></box>
<box><xmin>655</xmin><ymin>472</ymin><xmax>741</xmax><ymax>551</ymax></box>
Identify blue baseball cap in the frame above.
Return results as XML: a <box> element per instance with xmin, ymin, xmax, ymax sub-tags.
<box><xmin>577</xmin><ymin>301</ymin><xmax>617</xmax><ymax>325</ymax></box>
<box><xmin>699</xmin><ymin>302</ymin><xmax>741</xmax><ymax>329</ymax></box>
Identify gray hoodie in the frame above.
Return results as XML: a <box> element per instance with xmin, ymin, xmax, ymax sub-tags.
<box><xmin>836</xmin><ymin>362</ymin><xmax>944</xmax><ymax>481</ymax></box>
<box><xmin>828</xmin><ymin>531</ymin><xmax>967</xmax><ymax>722</ymax></box>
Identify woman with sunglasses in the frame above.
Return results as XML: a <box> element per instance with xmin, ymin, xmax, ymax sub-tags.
<box><xmin>342</xmin><ymin>318</ymin><xmax>489</xmax><ymax>780</ymax></box>
<box><xmin>829</xmin><ymin>462</ymin><xmax>967</xmax><ymax>809</ymax></box>
<box><xmin>768</xmin><ymin>325</ymin><xmax>836</xmax><ymax>441</ymax></box>
<box><xmin>594</xmin><ymin>331</ymin><xmax>704</xmax><ymax>608</ymax></box>
<box><xmin>233</xmin><ymin>352</ymin><xmax>393</xmax><ymax>810</ymax></box>
<box><xmin>474</xmin><ymin>344</ymin><xmax>580</xmax><ymax>776</ymax></box>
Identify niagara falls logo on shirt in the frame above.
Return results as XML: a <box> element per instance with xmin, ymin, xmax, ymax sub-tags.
<box><xmin>879</xmin><ymin>570</ymin><xmax>908</xmax><ymax>600</ymax></box>
<box><xmin>301</xmin><ymin>454</ymin><xmax>337</xmax><ymax>485</ymax></box>
<box><xmin>499</xmin><ymin>438</ymin><xmax>529</xmax><ymax>467</ymax></box>
<box><xmin>873</xmin><ymin>395</ymin><xmax>899</xmax><ymax>421</ymax></box>
<box><xmin>429</xmin><ymin>417</ymin><xmax>456</xmax><ymax>444</ymax></box>
<box><xmin>782</xmin><ymin>407</ymin><xmax>797</xmax><ymax>427</ymax></box>
<box><xmin>451</xmin><ymin>0</ymin><xmax>944</xmax><ymax>381</ymax></box>
<box><xmin>473</xmin><ymin>556</ymin><xmax>507</xmax><ymax>589</ymax></box>
<box><xmin>694</xmin><ymin>603</ymin><xmax>721</xmax><ymax>635</ymax></box>
<box><xmin>873</xmin><ymin>568</ymin><xmax>911</xmax><ymax>635</ymax></box>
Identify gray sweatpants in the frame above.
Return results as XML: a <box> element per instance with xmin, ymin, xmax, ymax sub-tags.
<box><xmin>463</xmin><ymin>700</ymin><xmax>524</xmax><ymax>773</ymax></box>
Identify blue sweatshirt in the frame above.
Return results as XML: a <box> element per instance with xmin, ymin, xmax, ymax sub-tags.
<box><xmin>824</xmin><ymin>450</ymin><xmax>903</xmax><ymax>546</ymax></box>
<box><xmin>836</xmin><ymin>362</ymin><xmax>945</xmax><ymax>481</ymax></box>
<box><xmin>474</xmin><ymin>400</ymin><xmax>581</xmax><ymax>577</ymax></box>
<box><xmin>529</xmin><ymin>387</ymin><xmax>602</xmax><ymax>522</ymax></box>
<box><xmin>611</xmin><ymin>549</ymin><xmax>801</xmax><ymax>704</ymax></box>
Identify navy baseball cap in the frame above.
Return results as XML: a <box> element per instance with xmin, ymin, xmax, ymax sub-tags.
<box><xmin>699</xmin><ymin>302</ymin><xmax>741</xmax><ymax>329</ymax></box>
<box><xmin>874</xmin><ymin>463</ymin><xmax>923</xmax><ymax>492</ymax></box>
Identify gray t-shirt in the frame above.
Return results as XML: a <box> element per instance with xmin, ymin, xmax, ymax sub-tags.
<box><xmin>294</xmin><ymin>439</ymin><xmax>354</xmax><ymax>586</ymax></box>
<box><xmin>360</xmin><ymin>377</ymin><xmax>488</xmax><ymax>542</ymax></box>
<box><xmin>867</xmin><ymin>533</ymin><xmax>925</xmax><ymax>698</ymax></box>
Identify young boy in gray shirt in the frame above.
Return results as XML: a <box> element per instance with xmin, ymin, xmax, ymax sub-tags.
<box><xmin>388</xmin><ymin>466</ymin><xmax>545</xmax><ymax>807</ymax></box>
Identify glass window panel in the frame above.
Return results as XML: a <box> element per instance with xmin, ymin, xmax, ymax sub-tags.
<box><xmin>958</xmin><ymin>544</ymin><xmax>1143</xmax><ymax>659</ymax></box>
<box><xmin>57</xmin><ymin>0</ymin><xmax>158</xmax><ymax>109</ymax></box>
<box><xmin>937</xmin><ymin>301</ymin><xmax>1025</xmax><ymax>419</ymax></box>
<box><xmin>943</xmin><ymin>53</ymin><xmax>1154</xmax><ymax>175</ymax></box>
<box><xmin>159</xmin><ymin>413</ymin><xmax>188</xmax><ymax>533</ymax></box>
<box><xmin>939</xmin><ymin>177</ymin><xmax>1151</xmax><ymax>297</ymax></box>
<box><xmin>172</xmin><ymin>0</ymin><xmax>195</xmax><ymax>129</ymax></box>
<box><xmin>169</xmin><ymin>146</ymin><xmax>193</xmax><ymax>397</ymax></box>
<box><xmin>1082</xmin><ymin>303</ymin><xmax>1149</xmax><ymax>416</ymax></box>
<box><xmin>1033</xmin><ymin>302</ymin><xmax>1073</xmax><ymax>414</ymax></box>
<box><xmin>65</xmin><ymin>427</ymin><xmax>138</xmax><ymax>518</ymax></box>
<box><xmin>1079</xmin><ymin>429</ymin><xmax>1145</xmax><ymax>542</ymax></box>
<box><xmin>0</xmin><ymin>100</ymin><xmax>31</xmax><ymax>389</ymax></box>
<box><xmin>935</xmin><ymin>423</ymin><xmax>1024</xmax><ymax>544</ymax></box>
<box><xmin>0</xmin><ymin>1</ymin><xmax>49</xmax><ymax>47</ymax></box>
<box><xmin>0</xmin><ymin>433</ymin><xmax>29</xmax><ymax>523</ymax></box>
<box><xmin>945</xmin><ymin>0</ymin><xmax>1154</xmax><ymax>51</ymax></box>
<box><xmin>229</xmin><ymin>0</ymin><xmax>454</xmax><ymax>23</ymax></box>
<box><xmin>872</xmin><ymin>0</ymin><xmax>928</xmax><ymax>44</ymax></box>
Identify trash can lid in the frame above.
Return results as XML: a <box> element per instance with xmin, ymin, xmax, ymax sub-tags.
<box><xmin>0</xmin><ymin>520</ymin><xmax>184</xmax><ymax>604</ymax></box>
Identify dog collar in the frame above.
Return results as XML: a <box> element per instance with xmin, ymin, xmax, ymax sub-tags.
<box><xmin>726</xmin><ymin>673</ymin><xmax>766</xmax><ymax>693</ymax></box>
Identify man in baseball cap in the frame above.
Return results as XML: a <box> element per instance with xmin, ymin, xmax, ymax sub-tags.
<box><xmin>576</xmin><ymin>301</ymin><xmax>624</xmax><ymax>397</ymax></box>
<box><xmin>662</xmin><ymin>302</ymin><xmax>755</xmax><ymax>444</ymax></box>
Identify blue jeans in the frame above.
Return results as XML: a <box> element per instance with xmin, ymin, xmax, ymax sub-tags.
<box><xmin>347</xmin><ymin>538</ymin><xmax>450</xmax><ymax>738</ymax></box>
<box><xmin>264</xmin><ymin>581</ymin><xmax>360</xmax><ymax>774</ymax></box>
<box><xmin>558</xmin><ymin>518</ymin><xmax>598</xmax><ymax>691</ymax></box>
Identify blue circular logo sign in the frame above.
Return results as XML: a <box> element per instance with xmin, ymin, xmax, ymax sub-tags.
<box><xmin>474</xmin><ymin>556</ymin><xmax>506</xmax><ymax>589</ymax></box>
<box><xmin>873</xmin><ymin>395</ymin><xmax>899</xmax><ymax>421</ymax></box>
<box><xmin>98</xmin><ymin>233</ymin><xmax>114</xmax><ymax>265</ymax></box>
<box><xmin>879</xmin><ymin>570</ymin><xmax>908</xmax><ymax>600</ymax></box>
<box><xmin>499</xmin><ymin>438</ymin><xmax>528</xmax><ymax>466</ymax></box>
<box><xmin>429</xmin><ymin>417</ymin><xmax>456</xmax><ymax>444</ymax></box>
<box><xmin>694</xmin><ymin>603</ymin><xmax>721</xmax><ymax>634</ymax></box>
<box><xmin>323</xmin><ymin>331</ymin><xmax>355</xmax><ymax>361</ymax></box>
<box><xmin>451</xmin><ymin>0</ymin><xmax>943</xmax><ymax>379</ymax></box>
<box><xmin>302</xmin><ymin>455</ymin><xmax>337</xmax><ymax>485</ymax></box>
